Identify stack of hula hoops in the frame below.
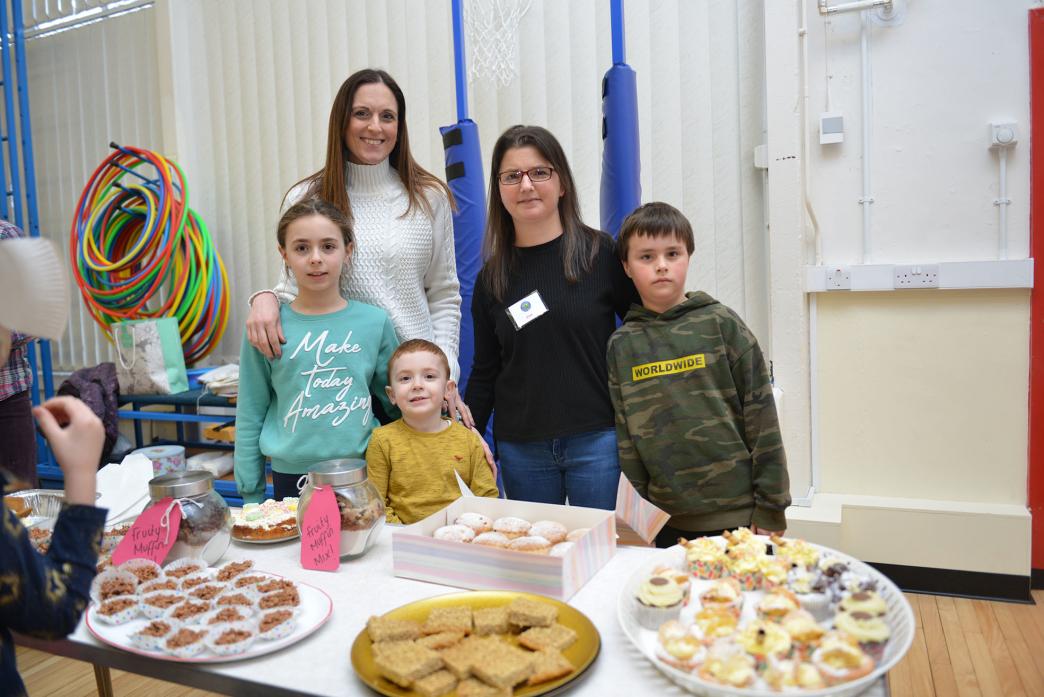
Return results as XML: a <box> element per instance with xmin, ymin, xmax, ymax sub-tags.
<box><xmin>70</xmin><ymin>143</ymin><xmax>229</xmax><ymax>365</ymax></box>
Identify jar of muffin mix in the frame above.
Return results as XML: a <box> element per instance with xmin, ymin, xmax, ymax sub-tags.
<box><xmin>297</xmin><ymin>459</ymin><xmax>384</xmax><ymax>559</ymax></box>
<box><xmin>148</xmin><ymin>471</ymin><xmax>231</xmax><ymax>566</ymax></box>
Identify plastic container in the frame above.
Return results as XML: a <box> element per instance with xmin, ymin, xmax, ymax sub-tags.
<box><xmin>148</xmin><ymin>471</ymin><xmax>231</xmax><ymax>566</ymax></box>
<box><xmin>297</xmin><ymin>459</ymin><xmax>384</xmax><ymax>559</ymax></box>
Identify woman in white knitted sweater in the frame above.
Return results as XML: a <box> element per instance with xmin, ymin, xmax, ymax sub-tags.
<box><xmin>247</xmin><ymin>69</ymin><xmax>468</xmax><ymax>421</ymax></box>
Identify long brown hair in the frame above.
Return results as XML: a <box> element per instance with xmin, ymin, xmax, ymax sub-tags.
<box><xmin>288</xmin><ymin>68</ymin><xmax>452</xmax><ymax>220</ymax></box>
<box><xmin>481</xmin><ymin>125</ymin><xmax>602</xmax><ymax>302</ymax></box>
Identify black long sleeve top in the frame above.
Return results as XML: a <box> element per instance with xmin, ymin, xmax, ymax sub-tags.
<box><xmin>465</xmin><ymin>233</ymin><xmax>638</xmax><ymax>442</ymax></box>
<box><xmin>1</xmin><ymin>472</ymin><xmax>106</xmax><ymax>697</ymax></box>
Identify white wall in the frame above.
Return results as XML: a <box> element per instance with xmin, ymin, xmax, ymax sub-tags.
<box><xmin>805</xmin><ymin>0</ymin><xmax>1032</xmax><ymax>264</ymax></box>
<box><xmin>777</xmin><ymin>0</ymin><xmax>1036</xmax><ymax>575</ymax></box>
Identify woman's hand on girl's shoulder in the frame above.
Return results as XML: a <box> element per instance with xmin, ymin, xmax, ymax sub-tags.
<box><xmin>247</xmin><ymin>291</ymin><xmax>285</xmax><ymax>359</ymax></box>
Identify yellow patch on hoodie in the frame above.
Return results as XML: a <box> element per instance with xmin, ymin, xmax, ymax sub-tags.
<box><xmin>631</xmin><ymin>354</ymin><xmax>706</xmax><ymax>381</ymax></box>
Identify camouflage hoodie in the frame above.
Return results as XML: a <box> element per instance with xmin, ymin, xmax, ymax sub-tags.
<box><xmin>607</xmin><ymin>292</ymin><xmax>790</xmax><ymax>532</ymax></box>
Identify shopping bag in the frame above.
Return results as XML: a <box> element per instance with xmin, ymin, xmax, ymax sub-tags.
<box><xmin>113</xmin><ymin>317</ymin><xmax>189</xmax><ymax>395</ymax></box>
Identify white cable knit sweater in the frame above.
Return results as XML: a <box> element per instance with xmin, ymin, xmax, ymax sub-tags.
<box><xmin>272</xmin><ymin>160</ymin><xmax>461</xmax><ymax>379</ymax></box>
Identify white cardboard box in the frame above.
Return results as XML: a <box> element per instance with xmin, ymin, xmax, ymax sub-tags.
<box><xmin>391</xmin><ymin>497</ymin><xmax>616</xmax><ymax>601</ymax></box>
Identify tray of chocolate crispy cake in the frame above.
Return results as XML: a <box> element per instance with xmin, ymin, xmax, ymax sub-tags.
<box><xmin>617</xmin><ymin>528</ymin><xmax>915</xmax><ymax>697</ymax></box>
<box><xmin>231</xmin><ymin>497</ymin><xmax>300</xmax><ymax>543</ymax></box>
<box><xmin>351</xmin><ymin>590</ymin><xmax>600</xmax><ymax>696</ymax></box>
<box><xmin>85</xmin><ymin>557</ymin><xmax>332</xmax><ymax>662</ymax></box>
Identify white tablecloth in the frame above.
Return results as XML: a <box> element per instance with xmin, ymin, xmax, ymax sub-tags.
<box><xmin>22</xmin><ymin>527</ymin><xmax>887</xmax><ymax>697</ymax></box>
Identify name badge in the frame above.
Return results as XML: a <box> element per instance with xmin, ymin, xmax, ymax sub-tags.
<box><xmin>506</xmin><ymin>291</ymin><xmax>548</xmax><ymax>330</ymax></box>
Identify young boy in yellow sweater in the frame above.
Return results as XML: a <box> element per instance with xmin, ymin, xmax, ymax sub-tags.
<box><xmin>365</xmin><ymin>339</ymin><xmax>499</xmax><ymax>523</ymax></box>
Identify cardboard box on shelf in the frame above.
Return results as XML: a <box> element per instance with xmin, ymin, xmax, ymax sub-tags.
<box><xmin>392</xmin><ymin>497</ymin><xmax>616</xmax><ymax>601</ymax></box>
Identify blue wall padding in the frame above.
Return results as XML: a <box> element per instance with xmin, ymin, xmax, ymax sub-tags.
<box><xmin>440</xmin><ymin>119</ymin><xmax>486</xmax><ymax>394</ymax></box>
<box><xmin>600</xmin><ymin>63</ymin><xmax>641</xmax><ymax>239</ymax></box>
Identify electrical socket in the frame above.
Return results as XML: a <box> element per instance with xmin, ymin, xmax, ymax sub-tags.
<box><xmin>826</xmin><ymin>267</ymin><xmax>851</xmax><ymax>290</ymax></box>
<box><xmin>894</xmin><ymin>264</ymin><xmax>940</xmax><ymax>289</ymax></box>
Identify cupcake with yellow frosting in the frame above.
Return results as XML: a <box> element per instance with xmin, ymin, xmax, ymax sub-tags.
<box><xmin>839</xmin><ymin>589</ymin><xmax>888</xmax><ymax>617</ymax></box>
<box><xmin>723</xmin><ymin>527</ymin><xmax>756</xmax><ymax>547</ymax></box>
<box><xmin>698</xmin><ymin>638</ymin><xmax>756</xmax><ymax>688</ymax></box>
<box><xmin>834</xmin><ymin>610</ymin><xmax>891</xmax><ymax>661</ymax></box>
<box><xmin>634</xmin><ymin>573</ymin><xmax>685</xmax><ymax>629</ymax></box>
<box><xmin>725</xmin><ymin>548</ymin><xmax>763</xmax><ymax>591</ymax></box>
<box><xmin>680</xmin><ymin>537</ymin><xmax>726</xmax><ymax>579</ymax></box>
<box><xmin>651</xmin><ymin>565</ymin><xmax>691</xmax><ymax>603</ymax></box>
<box><xmin>781</xmin><ymin>609</ymin><xmax>826</xmax><ymax>657</ymax></box>
<box><xmin>724</xmin><ymin>527</ymin><xmax>768</xmax><ymax>555</ymax></box>
<box><xmin>762</xmin><ymin>657</ymin><xmax>827</xmax><ymax>691</ymax></box>
<box><xmin>811</xmin><ymin>631</ymin><xmax>875</xmax><ymax>685</ymax></box>
<box><xmin>655</xmin><ymin>620</ymin><xmax>706</xmax><ymax>671</ymax></box>
<box><xmin>759</xmin><ymin>556</ymin><xmax>790</xmax><ymax>590</ymax></box>
<box><xmin>699</xmin><ymin>577</ymin><xmax>743</xmax><ymax>615</ymax></box>
<box><xmin>771</xmin><ymin>534</ymin><xmax>820</xmax><ymax>570</ymax></box>
<box><xmin>736</xmin><ymin>619</ymin><xmax>792</xmax><ymax>669</ymax></box>
<box><xmin>693</xmin><ymin>606</ymin><xmax>739</xmax><ymax>641</ymax></box>
<box><xmin>756</xmin><ymin>587</ymin><xmax>801</xmax><ymax>623</ymax></box>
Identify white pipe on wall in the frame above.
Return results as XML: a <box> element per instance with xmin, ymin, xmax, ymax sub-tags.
<box><xmin>859</xmin><ymin>10</ymin><xmax>874</xmax><ymax>264</ymax></box>
<box><xmin>799</xmin><ymin>0</ymin><xmax>823</xmax><ymax>266</ymax></box>
<box><xmin>997</xmin><ymin>148</ymin><xmax>1009</xmax><ymax>260</ymax></box>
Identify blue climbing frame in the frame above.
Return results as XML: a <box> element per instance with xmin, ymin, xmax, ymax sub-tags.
<box><xmin>0</xmin><ymin>1</ymin><xmax>55</xmax><ymax>472</ymax></box>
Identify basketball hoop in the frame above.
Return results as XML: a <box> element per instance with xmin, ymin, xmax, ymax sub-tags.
<box><xmin>464</xmin><ymin>0</ymin><xmax>532</xmax><ymax>88</ymax></box>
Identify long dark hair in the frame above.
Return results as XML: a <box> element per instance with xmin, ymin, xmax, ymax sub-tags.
<box><xmin>287</xmin><ymin>68</ymin><xmax>452</xmax><ymax>220</ymax></box>
<box><xmin>481</xmin><ymin>125</ymin><xmax>602</xmax><ymax>302</ymax></box>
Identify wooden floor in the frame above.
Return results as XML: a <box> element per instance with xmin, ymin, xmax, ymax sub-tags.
<box><xmin>16</xmin><ymin>591</ymin><xmax>1044</xmax><ymax>696</ymax></box>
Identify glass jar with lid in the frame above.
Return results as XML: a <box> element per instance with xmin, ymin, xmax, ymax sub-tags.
<box><xmin>148</xmin><ymin>470</ymin><xmax>231</xmax><ymax>566</ymax></box>
<box><xmin>297</xmin><ymin>459</ymin><xmax>384</xmax><ymax>559</ymax></box>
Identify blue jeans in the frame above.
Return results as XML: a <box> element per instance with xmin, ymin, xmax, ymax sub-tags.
<box><xmin>497</xmin><ymin>428</ymin><xmax>620</xmax><ymax>510</ymax></box>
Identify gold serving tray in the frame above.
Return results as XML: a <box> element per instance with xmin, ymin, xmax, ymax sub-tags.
<box><xmin>350</xmin><ymin>590</ymin><xmax>601</xmax><ymax>697</ymax></box>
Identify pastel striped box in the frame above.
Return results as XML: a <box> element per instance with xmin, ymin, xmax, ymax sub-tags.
<box><xmin>392</xmin><ymin>498</ymin><xmax>616</xmax><ymax>601</ymax></box>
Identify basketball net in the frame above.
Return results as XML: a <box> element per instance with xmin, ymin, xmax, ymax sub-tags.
<box><xmin>464</xmin><ymin>0</ymin><xmax>532</xmax><ymax>88</ymax></box>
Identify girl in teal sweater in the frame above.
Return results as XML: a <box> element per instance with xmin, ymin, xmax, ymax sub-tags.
<box><xmin>235</xmin><ymin>200</ymin><xmax>399</xmax><ymax>503</ymax></box>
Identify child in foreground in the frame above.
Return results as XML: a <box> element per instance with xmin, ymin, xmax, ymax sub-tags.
<box><xmin>235</xmin><ymin>199</ymin><xmax>399</xmax><ymax>503</ymax></box>
<box><xmin>366</xmin><ymin>339</ymin><xmax>498</xmax><ymax>524</ymax></box>
<box><xmin>606</xmin><ymin>202</ymin><xmax>790</xmax><ymax>548</ymax></box>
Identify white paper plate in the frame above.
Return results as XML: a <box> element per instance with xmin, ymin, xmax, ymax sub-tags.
<box><xmin>616</xmin><ymin>537</ymin><xmax>915</xmax><ymax>697</ymax></box>
<box><xmin>86</xmin><ymin>576</ymin><xmax>331</xmax><ymax>663</ymax></box>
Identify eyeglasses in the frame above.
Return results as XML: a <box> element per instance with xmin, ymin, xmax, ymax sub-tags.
<box><xmin>497</xmin><ymin>166</ymin><xmax>555</xmax><ymax>186</ymax></box>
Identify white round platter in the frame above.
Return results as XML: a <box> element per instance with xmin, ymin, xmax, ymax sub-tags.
<box><xmin>617</xmin><ymin>537</ymin><xmax>914</xmax><ymax>697</ymax></box>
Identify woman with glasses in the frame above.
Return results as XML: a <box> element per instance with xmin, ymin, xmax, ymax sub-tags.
<box><xmin>245</xmin><ymin>69</ymin><xmax>469</xmax><ymax>422</ymax></box>
<box><xmin>465</xmin><ymin>125</ymin><xmax>638</xmax><ymax>510</ymax></box>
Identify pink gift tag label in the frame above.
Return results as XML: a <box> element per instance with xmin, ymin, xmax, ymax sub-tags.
<box><xmin>111</xmin><ymin>497</ymin><xmax>182</xmax><ymax>566</ymax></box>
<box><xmin>300</xmin><ymin>486</ymin><xmax>340</xmax><ymax>571</ymax></box>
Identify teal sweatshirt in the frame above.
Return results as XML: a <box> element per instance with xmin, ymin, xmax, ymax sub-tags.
<box><xmin>606</xmin><ymin>292</ymin><xmax>790</xmax><ymax>532</ymax></box>
<box><xmin>234</xmin><ymin>301</ymin><xmax>400</xmax><ymax>503</ymax></box>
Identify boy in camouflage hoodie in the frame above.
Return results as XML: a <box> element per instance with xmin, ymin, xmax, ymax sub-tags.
<box><xmin>607</xmin><ymin>203</ymin><xmax>790</xmax><ymax>548</ymax></box>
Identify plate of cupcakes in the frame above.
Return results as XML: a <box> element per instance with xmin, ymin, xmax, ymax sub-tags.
<box><xmin>617</xmin><ymin>528</ymin><xmax>914</xmax><ymax>697</ymax></box>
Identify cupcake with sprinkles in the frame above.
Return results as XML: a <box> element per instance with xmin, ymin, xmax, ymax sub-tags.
<box><xmin>724</xmin><ymin>548</ymin><xmax>763</xmax><ymax>591</ymax></box>
<box><xmin>679</xmin><ymin>537</ymin><xmax>726</xmax><ymax>580</ymax></box>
